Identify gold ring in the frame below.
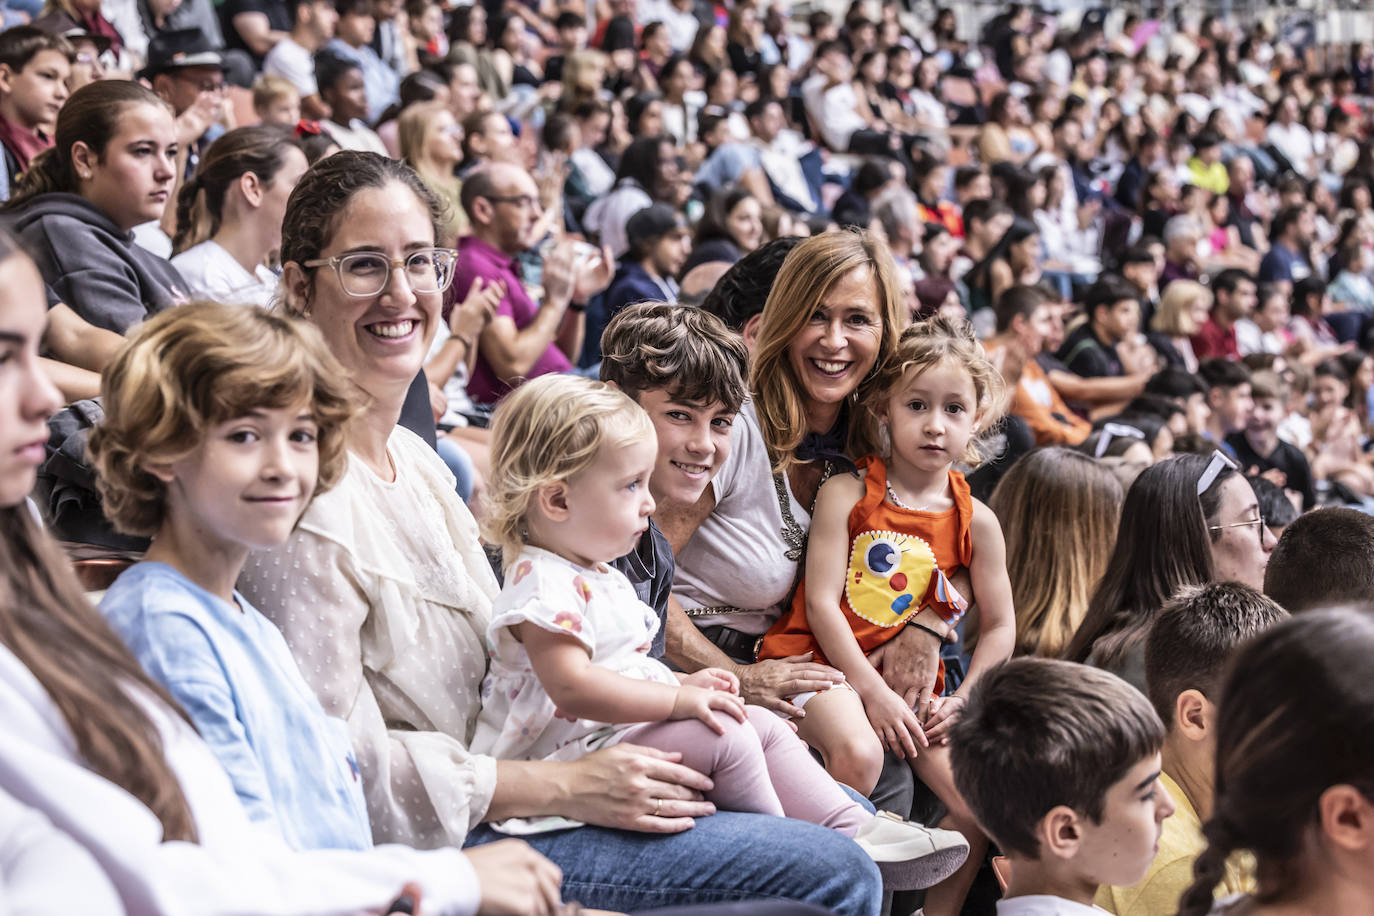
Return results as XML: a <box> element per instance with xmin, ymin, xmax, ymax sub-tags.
<box><xmin>652</xmin><ymin>799</ymin><xmax>661</xmax><ymax>817</ymax></box>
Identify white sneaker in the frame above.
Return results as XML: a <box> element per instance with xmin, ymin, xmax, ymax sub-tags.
<box><xmin>852</xmin><ymin>811</ymin><xmax>970</xmax><ymax>890</ymax></box>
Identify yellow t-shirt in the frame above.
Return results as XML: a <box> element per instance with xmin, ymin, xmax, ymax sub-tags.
<box><xmin>1095</xmin><ymin>772</ymin><xmax>1256</xmax><ymax>916</ymax></box>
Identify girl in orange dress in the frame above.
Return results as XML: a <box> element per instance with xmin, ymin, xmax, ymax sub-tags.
<box><xmin>758</xmin><ymin>316</ymin><xmax>1017</xmax><ymax>916</ymax></box>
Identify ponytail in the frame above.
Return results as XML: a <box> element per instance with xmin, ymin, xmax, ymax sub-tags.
<box><xmin>1176</xmin><ymin>816</ymin><xmax>1239</xmax><ymax>916</ymax></box>
<box><xmin>7</xmin><ymin>146</ymin><xmax>72</xmax><ymax>208</ymax></box>
<box><xmin>171</xmin><ymin>174</ymin><xmax>211</xmax><ymax>255</ymax></box>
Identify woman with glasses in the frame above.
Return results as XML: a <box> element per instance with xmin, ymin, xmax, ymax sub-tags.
<box><xmin>4</xmin><ymin>79</ymin><xmax>186</xmax><ymax>334</ymax></box>
<box><xmin>1064</xmin><ymin>451</ymin><xmax>1276</xmax><ymax>692</ymax></box>
<box><xmin>170</xmin><ymin>126</ymin><xmax>309</xmax><ymax>308</ymax></box>
<box><xmin>239</xmin><ymin>151</ymin><xmax>881</xmax><ymax>915</ymax></box>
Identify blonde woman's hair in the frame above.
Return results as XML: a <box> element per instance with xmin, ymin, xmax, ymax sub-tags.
<box><xmin>873</xmin><ymin>314</ymin><xmax>1009</xmax><ymax>466</ymax></box>
<box><xmin>484</xmin><ymin>374</ymin><xmax>655</xmax><ymax>568</ymax></box>
<box><xmin>89</xmin><ymin>303</ymin><xmax>358</xmax><ymax>537</ymax></box>
<box><xmin>987</xmin><ymin>447</ymin><xmax>1123</xmax><ymax>657</ymax></box>
<box><xmin>1151</xmin><ymin>279</ymin><xmax>1212</xmax><ymax>337</ymax></box>
<box><xmin>752</xmin><ymin>229</ymin><xmax>903</xmax><ymax>473</ymax></box>
<box><xmin>398</xmin><ymin>101</ymin><xmax>461</xmax><ymax>241</ymax></box>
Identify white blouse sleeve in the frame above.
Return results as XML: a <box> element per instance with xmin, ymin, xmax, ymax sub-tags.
<box><xmin>0</xmin><ymin>787</ymin><xmax>124</xmax><ymax>915</ymax></box>
<box><xmin>239</xmin><ymin>530</ymin><xmax>498</xmax><ymax>848</ymax></box>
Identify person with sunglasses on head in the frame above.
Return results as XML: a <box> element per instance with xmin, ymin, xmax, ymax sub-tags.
<box><xmin>452</xmin><ymin>161</ymin><xmax>612</xmax><ymax>406</ymax></box>
<box><xmin>1064</xmin><ymin>451</ymin><xmax>1275</xmax><ymax>693</ymax></box>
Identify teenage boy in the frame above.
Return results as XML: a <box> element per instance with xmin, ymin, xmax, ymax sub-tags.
<box><xmin>1144</xmin><ymin>368</ymin><xmax>1211</xmax><ymax>435</ymax></box>
<box><xmin>1263</xmin><ymin>507</ymin><xmax>1374</xmax><ymax>614</ymax></box>
<box><xmin>1225</xmin><ymin>370</ymin><xmax>1314</xmax><ymax>509</ymax></box>
<box><xmin>949</xmin><ymin>658</ymin><xmax>1175</xmax><ymax>915</ymax></box>
<box><xmin>986</xmin><ymin>284</ymin><xmax>1091</xmax><ymax>446</ymax></box>
<box><xmin>1057</xmin><ymin>274</ymin><xmax>1142</xmax><ymax>379</ymax></box>
<box><xmin>1197</xmin><ymin>358</ymin><xmax>1253</xmax><ymax>457</ymax></box>
<box><xmin>1097</xmin><ymin>583</ymin><xmax>1283</xmax><ymax>915</ymax></box>
<box><xmin>604</xmin><ymin>204</ymin><xmax>691</xmax><ymax>318</ymax></box>
<box><xmin>0</xmin><ymin>27</ymin><xmax>71</xmax><ymax>201</ymax></box>
<box><xmin>263</xmin><ymin>0</ymin><xmax>339</xmax><ymax>119</ymax></box>
<box><xmin>599</xmin><ymin>303</ymin><xmax>749</xmax><ymax>657</ymax></box>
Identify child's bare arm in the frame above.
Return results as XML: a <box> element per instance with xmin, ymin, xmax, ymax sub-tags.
<box><xmin>520</xmin><ymin>623</ymin><xmax>745</xmax><ymax>733</ymax></box>
<box><xmin>926</xmin><ymin>500</ymin><xmax>1016</xmax><ymax>742</ymax></box>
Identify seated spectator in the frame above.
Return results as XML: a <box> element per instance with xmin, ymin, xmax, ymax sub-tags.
<box><xmin>1159</xmin><ymin>214</ymin><xmax>1203</xmax><ymax>286</ymax></box>
<box><xmin>0</xmin><ymin>27</ymin><xmax>71</xmax><ymax>202</ymax></box>
<box><xmin>252</xmin><ymin>73</ymin><xmax>302</xmax><ymax>127</ymax></box>
<box><xmin>457</xmin><ymin>109</ymin><xmax>522</xmax><ymax>177</ymax></box>
<box><xmin>314</xmin><ymin>48</ymin><xmax>386</xmax><ymax>154</ymax></box>
<box><xmin>1067</xmin><ymin>452</ymin><xmax>1275</xmax><ymax>691</ymax></box>
<box><xmin>1198</xmin><ymin>357</ymin><xmax>1254</xmax><ymax>454</ymax></box>
<box><xmin>89</xmin><ymin>303</ymin><xmax>374</xmax><ymax>850</ymax></box>
<box><xmin>1258</xmin><ymin>204</ymin><xmax>1316</xmax><ymax>287</ymax></box>
<box><xmin>454</xmin><ymin>162</ymin><xmax>611</xmax><ymax>403</ymax></box>
<box><xmin>1057</xmin><ymin>274</ymin><xmax>1142</xmax><ymax>380</ymax></box>
<box><xmin>143</xmin><ymin>29</ymin><xmax>230</xmax><ymax>187</ymax></box>
<box><xmin>1265</xmin><ymin>93</ymin><xmax>1314</xmax><ymax>178</ymax></box>
<box><xmin>683</xmin><ymin>186</ymin><xmax>761</xmax><ymax>274</ymax></box>
<box><xmin>988</xmin><ymin>446</ymin><xmax>1122</xmax><ymax>657</ymax></box>
<box><xmin>583</xmin><ymin>135</ymin><xmax>682</xmax><ymax>258</ymax></box>
<box><xmin>949</xmin><ymin>658</ymin><xmax>1172</xmax><ymax>915</ymax></box>
<box><xmin>952</xmin><ymin>198</ymin><xmax>1013</xmax><ymax>284</ymax></box>
<box><xmin>1148</xmin><ymin>279</ymin><xmax>1210</xmax><ymax>372</ymax></box>
<box><xmin>1079</xmin><ymin>422</ymin><xmax>1157</xmax><ymax>492</ymax></box>
<box><xmin>170</xmin><ymin>126</ymin><xmax>309</xmax><ymax>307</ymax></box>
<box><xmin>325</xmin><ymin>0</ymin><xmax>397</xmax><ymax>123</ymax></box>
<box><xmin>963</xmin><ymin>217</ymin><xmax>1041</xmax><ymax>316</ymax></box>
<box><xmin>1234</xmin><ymin>281</ymin><xmax>1291</xmax><ymax>356</ymax></box>
<box><xmin>873</xmin><ymin>187</ymin><xmax>921</xmax><ymax>288</ymax></box>
<box><xmin>1186</xmin><ymin>130</ymin><xmax>1228</xmax><ymax>194</ymax></box>
<box><xmin>1145</xmin><ymin>367</ymin><xmax>1212</xmax><ymax>435</ymax></box>
<box><xmin>984</xmin><ymin>283</ymin><xmax>1091</xmax><ymax>446</ymax></box>
<box><xmin>1195</xmin><ymin>270</ymin><xmax>1256</xmax><ymax>363</ymax></box>
<box><xmin>1327</xmin><ymin>236</ymin><xmax>1374</xmax><ymax>313</ymax></box>
<box><xmin>1097</xmin><ymin>582</ymin><xmax>1282</xmax><ymax>915</ymax></box>
<box><xmin>603</xmin><ymin>203</ymin><xmax>688</xmax><ymax>318</ymax></box>
<box><xmin>1174</xmin><ymin>608</ymin><xmax>1374</xmax><ymax>916</ymax></box>
<box><xmin>398</xmin><ymin>100</ymin><xmax>464</xmax><ymax>242</ymax></box>
<box><xmin>977</xmin><ymin>90</ymin><xmax>1037</xmax><ymax>166</ymax></box>
<box><xmin>1264</xmin><ymin>506</ymin><xmax>1374</xmax><ymax>612</ymax></box>
<box><xmin>30</xmin><ymin>0</ymin><xmax>123</xmax><ymax>70</ymax></box>
<box><xmin>4</xmin><ymin>79</ymin><xmax>186</xmax><ymax>334</ymax></box>
<box><xmin>1306</xmin><ymin>357</ymin><xmax>1374</xmax><ymax>494</ymax></box>
<box><xmin>802</xmin><ymin>39</ymin><xmax>911</xmax><ymax>165</ymax></box>
<box><xmin>262</xmin><ymin>0</ymin><xmax>338</xmax><ymax>120</ymax></box>
<box><xmin>1225</xmin><ymin>370</ymin><xmax>1315</xmax><ymax>510</ymax></box>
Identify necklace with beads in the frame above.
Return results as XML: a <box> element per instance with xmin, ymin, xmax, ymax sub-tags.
<box><xmin>885</xmin><ymin>479</ymin><xmax>931</xmax><ymax>512</ymax></box>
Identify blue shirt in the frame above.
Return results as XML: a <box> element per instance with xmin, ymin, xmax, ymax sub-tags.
<box><xmin>1258</xmin><ymin>241</ymin><xmax>1311</xmax><ymax>284</ymax></box>
<box><xmin>100</xmin><ymin>562</ymin><xmax>373</xmax><ymax>851</ymax></box>
<box><xmin>325</xmin><ymin>39</ymin><xmax>400</xmax><ymax>123</ymax></box>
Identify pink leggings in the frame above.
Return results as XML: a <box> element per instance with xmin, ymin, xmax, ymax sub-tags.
<box><xmin>620</xmin><ymin>706</ymin><xmax>870</xmax><ymax>836</ymax></box>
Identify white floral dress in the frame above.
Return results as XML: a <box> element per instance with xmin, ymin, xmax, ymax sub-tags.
<box><xmin>472</xmin><ymin>546</ymin><xmax>679</xmax><ymax>766</ymax></box>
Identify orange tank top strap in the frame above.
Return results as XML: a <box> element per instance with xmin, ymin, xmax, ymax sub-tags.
<box><xmin>850</xmin><ymin>454</ymin><xmax>893</xmax><ymax>529</ymax></box>
<box><xmin>948</xmin><ymin>469</ymin><xmax>975</xmax><ymax>569</ymax></box>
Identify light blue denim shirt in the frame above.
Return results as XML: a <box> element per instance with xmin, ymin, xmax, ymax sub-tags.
<box><xmin>100</xmin><ymin>562</ymin><xmax>373</xmax><ymax>851</ymax></box>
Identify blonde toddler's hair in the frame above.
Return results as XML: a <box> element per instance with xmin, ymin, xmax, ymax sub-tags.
<box><xmin>484</xmin><ymin>374</ymin><xmax>655</xmax><ymax>568</ymax></box>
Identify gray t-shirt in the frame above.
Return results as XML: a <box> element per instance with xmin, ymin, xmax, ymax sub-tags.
<box><xmin>672</xmin><ymin>401</ymin><xmax>811</xmax><ymax>636</ymax></box>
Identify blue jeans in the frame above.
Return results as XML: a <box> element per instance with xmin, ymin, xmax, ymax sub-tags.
<box><xmin>434</xmin><ymin>436</ymin><xmax>476</xmax><ymax>503</ymax></box>
<box><xmin>465</xmin><ymin>808</ymin><xmax>881</xmax><ymax>916</ymax></box>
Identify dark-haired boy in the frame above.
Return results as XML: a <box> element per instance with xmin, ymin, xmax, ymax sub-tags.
<box><xmin>1197</xmin><ymin>358</ymin><xmax>1252</xmax><ymax>457</ymax></box>
<box><xmin>1144</xmin><ymin>368</ymin><xmax>1211</xmax><ymax>435</ymax></box>
<box><xmin>1096</xmin><ymin>583</ymin><xmax>1282</xmax><ymax>914</ymax></box>
<box><xmin>1056</xmin><ymin>274</ymin><xmax>1142</xmax><ymax>379</ymax></box>
<box><xmin>950</xmin><ymin>658</ymin><xmax>1174</xmax><ymax>914</ymax></box>
<box><xmin>599</xmin><ymin>303</ymin><xmax>748</xmax><ymax>656</ymax></box>
<box><xmin>1263</xmin><ymin>507</ymin><xmax>1374</xmax><ymax>613</ymax></box>
<box><xmin>1225</xmin><ymin>370</ymin><xmax>1314</xmax><ymax>509</ymax></box>
<box><xmin>986</xmin><ymin>284</ymin><xmax>1091</xmax><ymax>446</ymax></box>
<box><xmin>0</xmin><ymin>27</ymin><xmax>72</xmax><ymax>201</ymax></box>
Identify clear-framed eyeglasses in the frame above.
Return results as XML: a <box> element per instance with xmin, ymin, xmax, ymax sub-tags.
<box><xmin>303</xmin><ymin>248</ymin><xmax>459</xmax><ymax>298</ymax></box>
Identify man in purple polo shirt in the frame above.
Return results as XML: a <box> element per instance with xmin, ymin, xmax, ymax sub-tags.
<box><xmin>454</xmin><ymin>162</ymin><xmax>611</xmax><ymax>403</ymax></box>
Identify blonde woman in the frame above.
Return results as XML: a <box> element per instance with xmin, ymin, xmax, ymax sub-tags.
<box><xmin>987</xmin><ymin>447</ymin><xmax>1123</xmax><ymax>658</ymax></box>
<box><xmin>399</xmin><ymin>100</ymin><xmax>465</xmax><ymax>243</ymax></box>
<box><xmin>1148</xmin><ymin>279</ymin><xmax>1212</xmax><ymax>372</ymax></box>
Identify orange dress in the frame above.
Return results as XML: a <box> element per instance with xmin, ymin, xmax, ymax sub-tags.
<box><xmin>757</xmin><ymin>456</ymin><xmax>971</xmax><ymax>695</ymax></box>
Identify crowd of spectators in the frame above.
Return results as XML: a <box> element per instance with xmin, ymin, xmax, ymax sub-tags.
<box><xmin>4</xmin><ymin>0</ymin><xmax>1374</xmax><ymax>914</ymax></box>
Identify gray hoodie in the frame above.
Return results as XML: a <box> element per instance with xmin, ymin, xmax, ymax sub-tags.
<box><xmin>6</xmin><ymin>193</ymin><xmax>188</xmax><ymax>334</ymax></box>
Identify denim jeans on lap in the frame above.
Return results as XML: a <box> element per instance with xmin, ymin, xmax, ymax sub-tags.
<box><xmin>465</xmin><ymin>811</ymin><xmax>882</xmax><ymax>916</ymax></box>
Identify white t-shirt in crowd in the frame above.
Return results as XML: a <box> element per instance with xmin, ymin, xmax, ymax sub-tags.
<box><xmin>172</xmin><ymin>240</ymin><xmax>279</xmax><ymax>308</ymax></box>
<box><xmin>996</xmin><ymin>895</ymin><xmax>1110</xmax><ymax>915</ymax></box>
<box><xmin>801</xmin><ymin>73</ymin><xmax>868</xmax><ymax>152</ymax></box>
<box><xmin>264</xmin><ymin>37</ymin><xmax>319</xmax><ymax>97</ymax></box>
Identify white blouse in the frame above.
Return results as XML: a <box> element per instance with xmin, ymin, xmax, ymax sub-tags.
<box><xmin>239</xmin><ymin>427</ymin><xmax>501</xmax><ymax>849</ymax></box>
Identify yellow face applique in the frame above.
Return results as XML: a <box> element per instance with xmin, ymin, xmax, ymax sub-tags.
<box><xmin>844</xmin><ymin>529</ymin><xmax>938</xmax><ymax>627</ymax></box>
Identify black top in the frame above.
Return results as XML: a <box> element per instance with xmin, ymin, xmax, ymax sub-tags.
<box><xmin>1225</xmin><ymin>432</ymin><xmax>1316</xmax><ymax>511</ymax></box>
<box><xmin>219</xmin><ymin>0</ymin><xmax>291</xmax><ymax>62</ymax></box>
<box><xmin>1057</xmin><ymin>323</ymin><xmax>1123</xmax><ymax>378</ymax></box>
<box><xmin>610</xmin><ymin>517</ymin><xmax>674</xmax><ymax>659</ymax></box>
<box><xmin>398</xmin><ymin>371</ymin><xmax>438</xmax><ymax>450</ymax></box>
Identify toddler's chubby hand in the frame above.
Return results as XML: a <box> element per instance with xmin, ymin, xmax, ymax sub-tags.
<box><xmin>677</xmin><ymin>667</ymin><xmax>740</xmax><ymax>695</ymax></box>
<box><xmin>671</xmin><ymin>685</ymin><xmax>747</xmax><ymax>735</ymax></box>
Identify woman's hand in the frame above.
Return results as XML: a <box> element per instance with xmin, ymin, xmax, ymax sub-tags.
<box><xmin>466</xmin><ymin>839</ymin><xmax>565</xmax><ymax>916</ymax></box>
<box><xmin>451</xmin><ymin>277</ymin><xmax>506</xmax><ymax>341</ymax></box>
<box><xmin>922</xmin><ymin>694</ymin><xmax>968</xmax><ymax>745</ymax></box>
<box><xmin>678</xmin><ymin>667</ymin><xmax>740</xmax><ymax>694</ymax></box>
<box><xmin>670</xmin><ymin>685</ymin><xmax>746</xmax><ymax>734</ymax></box>
<box><xmin>735</xmin><ymin>654</ymin><xmax>846</xmax><ymax>719</ymax></box>
<box><xmin>859</xmin><ymin>682</ymin><xmax>927</xmax><ymax>760</ymax></box>
<box><xmin>868</xmin><ymin>619</ymin><xmax>944</xmax><ymax>723</ymax></box>
<box><xmin>560</xmin><ymin>744</ymin><xmax>715</xmax><ymax>833</ymax></box>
